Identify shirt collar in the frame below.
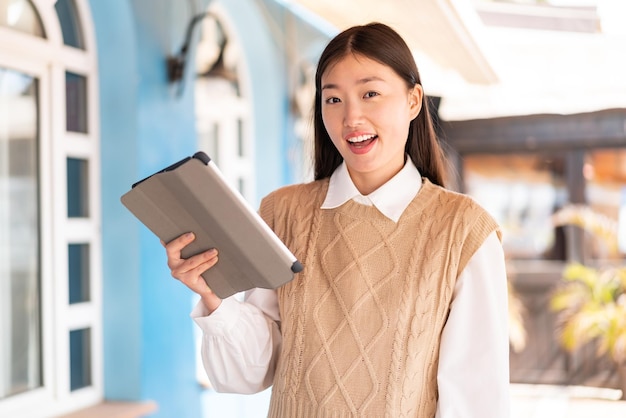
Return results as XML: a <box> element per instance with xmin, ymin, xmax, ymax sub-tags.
<box><xmin>321</xmin><ymin>158</ymin><xmax>422</xmax><ymax>222</ymax></box>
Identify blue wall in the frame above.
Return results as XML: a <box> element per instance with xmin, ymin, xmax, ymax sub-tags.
<box><xmin>91</xmin><ymin>0</ymin><xmax>143</xmax><ymax>402</ymax></box>
<box><xmin>94</xmin><ymin>0</ymin><xmax>329</xmax><ymax>416</ymax></box>
<box><xmin>94</xmin><ymin>0</ymin><xmax>206</xmax><ymax>415</ymax></box>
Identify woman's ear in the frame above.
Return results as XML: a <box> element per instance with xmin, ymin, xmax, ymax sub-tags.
<box><xmin>409</xmin><ymin>84</ymin><xmax>424</xmax><ymax>120</ymax></box>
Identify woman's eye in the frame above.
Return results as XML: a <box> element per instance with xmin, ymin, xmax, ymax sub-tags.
<box><xmin>364</xmin><ymin>91</ymin><xmax>379</xmax><ymax>99</ymax></box>
<box><xmin>324</xmin><ymin>97</ymin><xmax>341</xmax><ymax>104</ymax></box>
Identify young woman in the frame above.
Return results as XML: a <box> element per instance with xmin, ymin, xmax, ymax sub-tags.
<box><xmin>165</xmin><ymin>22</ymin><xmax>510</xmax><ymax>417</ymax></box>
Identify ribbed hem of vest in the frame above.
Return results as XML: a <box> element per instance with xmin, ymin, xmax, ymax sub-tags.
<box><xmin>268</xmin><ymin>397</ymin><xmax>370</xmax><ymax>418</ymax></box>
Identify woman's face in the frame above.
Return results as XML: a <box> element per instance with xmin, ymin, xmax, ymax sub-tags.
<box><xmin>320</xmin><ymin>53</ymin><xmax>422</xmax><ymax>194</ymax></box>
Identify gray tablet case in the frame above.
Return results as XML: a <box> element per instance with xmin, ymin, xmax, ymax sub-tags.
<box><xmin>120</xmin><ymin>151</ymin><xmax>303</xmax><ymax>299</ymax></box>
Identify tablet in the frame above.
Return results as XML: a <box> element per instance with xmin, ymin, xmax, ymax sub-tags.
<box><xmin>120</xmin><ymin>151</ymin><xmax>303</xmax><ymax>299</ymax></box>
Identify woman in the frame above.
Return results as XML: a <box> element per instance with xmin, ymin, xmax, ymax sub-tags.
<box><xmin>165</xmin><ymin>22</ymin><xmax>510</xmax><ymax>417</ymax></box>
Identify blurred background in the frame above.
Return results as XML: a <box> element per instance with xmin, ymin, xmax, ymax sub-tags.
<box><xmin>0</xmin><ymin>0</ymin><xmax>625</xmax><ymax>417</ymax></box>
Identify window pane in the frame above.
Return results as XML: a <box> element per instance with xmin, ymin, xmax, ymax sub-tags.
<box><xmin>68</xmin><ymin>243</ymin><xmax>90</xmax><ymax>304</ymax></box>
<box><xmin>67</xmin><ymin>158</ymin><xmax>89</xmax><ymax>217</ymax></box>
<box><xmin>0</xmin><ymin>0</ymin><xmax>45</xmax><ymax>37</ymax></box>
<box><xmin>69</xmin><ymin>328</ymin><xmax>91</xmax><ymax>391</ymax></box>
<box><xmin>54</xmin><ymin>0</ymin><xmax>84</xmax><ymax>49</ymax></box>
<box><xmin>199</xmin><ymin>122</ymin><xmax>219</xmax><ymax>166</ymax></box>
<box><xmin>237</xmin><ymin>119</ymin><xmax>244</xmax><ymax>157</ymax></box>
<box><xmin>585</xmin><ymin>148</ymin><xmax>626</xmax><ymax>259</ymax></box>
<box><xmin>65</xmin><ymin>72</ymin><xmax>87</xmax><ymax>133</ymax></box>
<box><xmin>0</xmin><ymin>67</ymin><xmax>42</xmax><ymax>399</ymax></box>
<box><xmin>463</xmin><ymin>153</ymin><xmax>569</xmax><ymax>259</ymax></box>
<box><xmin>237</xmin><ymin>177</ymin><xmax>245</xmax><ymax>196</ymax></box>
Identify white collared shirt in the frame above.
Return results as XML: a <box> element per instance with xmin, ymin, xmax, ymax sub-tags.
<box><xmin>191</xmin><ymin>160</ymin><xmax>511</xmax><ymax>417</ymax></box>
<box><xmin>321</xmin><ymin>159</ymin><xmax>421</xmax><ymax>222</ymax></box>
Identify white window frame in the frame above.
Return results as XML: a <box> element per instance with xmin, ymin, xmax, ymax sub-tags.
<box><xmin>193</xmin><ymin>3</ymin><xmax>256</xmax><ymax>388</ymax></box>
<box><xmin>195</xmin><ymin>3</ymin><xmax>255</xmax><ymax>203</ymax></box>
<box><xmin>0</xmin><ymin>0</ymin><xmax>101</xmax><ymax>417</ymax></box>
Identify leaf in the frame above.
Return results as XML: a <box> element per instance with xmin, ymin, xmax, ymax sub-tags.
<box><xmin>547</xmin><ymin>207</ymin><xmax>626</xmax><ymax>364</ymax></box>
<box><xmin>552</xmin><ymin>204</ymin><xmax>619</xmax><ymax>256</ymax></box>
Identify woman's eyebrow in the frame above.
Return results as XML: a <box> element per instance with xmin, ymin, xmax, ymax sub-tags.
<box><xmin>357</xmin><ymin>76</ymin><xmax>385</xmax><ymax>84</ymax></box>
<box><xmin>322</xmin><ymin>76</ymin><xmax>385</xmax><ymax>91</ymax></box>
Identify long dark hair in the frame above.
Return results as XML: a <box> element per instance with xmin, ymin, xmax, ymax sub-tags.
<box><xmin>313</xmin><ymin>22</ymin><xmax>447</xmax><ymax>187</ymax></box>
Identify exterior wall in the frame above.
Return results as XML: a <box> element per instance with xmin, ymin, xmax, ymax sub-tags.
<box><xmin>90</xmin><ymin>0</ymin><xmax>142</xmax><ymax>402</ymax></box>
<box><xmin>92</xmin><ymin>0</ymin><xmax>329</xmax><ymax>416</ymax></box>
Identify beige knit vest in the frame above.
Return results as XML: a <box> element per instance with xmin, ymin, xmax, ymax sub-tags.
<box><xmin>259</xmin><ymin>178</ymin><xmax>500</xmax><ymax>418</ymax></box>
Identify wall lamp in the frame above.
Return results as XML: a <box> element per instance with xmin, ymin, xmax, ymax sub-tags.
<box><xmin>167</xmin><ymin>11</ymin><xmax>236</xmax><ymax>97</ymax></box>
<box><xmin>167</xmin><ymin>12</ymin><xmax>213</xmax><ymax>84</ymax></box>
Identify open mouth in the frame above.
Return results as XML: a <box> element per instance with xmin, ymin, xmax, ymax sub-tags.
<box><xmin>347</xmin><ymin>134</ymin><xmax>378</xmax><ymax>148</ymax></box>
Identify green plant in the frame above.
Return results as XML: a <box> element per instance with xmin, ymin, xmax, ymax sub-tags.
<box><xmin>550</xmin><ymin>263</ymin><xmax>626</xmax><ymax>364</ymax></box>
<box><xmin>549</xmin><ymin>204</ymin><xmax>626</xmax><ymax>397</ymax></box>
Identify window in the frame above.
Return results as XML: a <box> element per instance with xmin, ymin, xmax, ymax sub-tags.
<box><xmin>449</xmin><ymin>110</ymin><xmax>626</xmax><ymax>266</ymax></box>
<box><xmin>55</xmin><ymin>0</ymin><xmax>84</xmax><ymax>49</ymax></box>
<box><xmin>193</xmin><ymin>4</ymin><xmax>257</xmax><ymax>392</ymax></box>
<box><xmin>584</xmin><ymin>148</ymin><xmax>626</xmax><ymax>260</ymax></box>
<box><xmin>0</xmin><ymin>66</ymin><xmax>41</xmax><ymax>401</ymax></box>
<box><xmin>0</xmin><ymin>0</ymin><xmax>101</xmax><ymax>416</ymax></box>
<box><xmin>462</xmin><ymin>149</ymin><xmax>626</xmax><ymax>264</ymax></box>
<box><xmin>65</xmin><ymin>72</ymin><xmax>88</xmax><ymax>133</ymax></box>
<box><xmin>66</xmin><ymin>157</ymin><xmax>89</xmax><ymax>217</ymax></box>
<box><xmin>0</xmin><ymin>0</ymin><xmax>45</xmax><ymax>37</ymax></box>
<box><xmin>463</xmin><ymin>153</ymin><xmax>569</xmax><ymax>260</ymax></box>
<box><xmin>195</xmin><ymin>8</ymin><xmax>254</xmax><ymax>201</ymax></box>
<box><xmin>68</xmin><ymin>243</ymin><xmax>90</xmax><ymax>304</ymax></box>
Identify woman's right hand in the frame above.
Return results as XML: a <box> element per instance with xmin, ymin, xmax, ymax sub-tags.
<box><xmin>163</xmin><ymin>232</ymin><xmax>222</xmax><ymax>313</ymax></box>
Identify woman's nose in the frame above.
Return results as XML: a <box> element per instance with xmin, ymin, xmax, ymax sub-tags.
<box><xmin>343</xmin><ymin>100</ymin><xmax>363</xmax><ymax>127</ymax></box>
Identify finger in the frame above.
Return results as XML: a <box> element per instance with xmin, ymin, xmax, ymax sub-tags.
<box><xmin>189</xmin><ymin>253</ymin><xmax>219</xmax><ymax>277</ymax></box>
<box><xmin>164</xmin><ymin>232</ymin><xmax>195</xmax><ymax>258</ymax></box>
<box><xmin>175</xmin><ymin>255</ymin><xmax>219</xmax><ymax>289</ymax></box>
<box><xmin>171</xmin><ymin>248</ymin><xmax>218</xmax><ymax>277</ymax></box>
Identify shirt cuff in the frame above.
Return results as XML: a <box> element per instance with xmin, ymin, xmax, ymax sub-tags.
<box><xmin>190</xmin><ymin>297</ymin><xmax>241</xmax><ymax>337</ymax></box>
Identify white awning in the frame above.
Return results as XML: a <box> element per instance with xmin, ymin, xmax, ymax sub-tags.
<box><xmin>288</xmin><ymin>0</ymin><xmax>499</xmax><ymax>85</ymax></box>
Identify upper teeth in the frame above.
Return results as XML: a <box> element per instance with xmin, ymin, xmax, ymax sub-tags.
<box><xmin>348</xmin><ymin>134</ymin><xmax>375</xmax><ymax>143</ymax></box>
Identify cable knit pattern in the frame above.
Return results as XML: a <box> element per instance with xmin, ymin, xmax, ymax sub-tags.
<box><xmin>259</xmin><ymin>178</ymin><xmax>499</xmax><ymax>418</ymax></box>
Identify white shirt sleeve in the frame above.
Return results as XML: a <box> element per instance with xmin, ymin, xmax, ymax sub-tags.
<box><xmin>190</xmin><ymin>287</ymin><xmax>281</xmax><ymax>394</ymax></box>
<box><xmin>435</xmin><ymin>231</ymin><xmax>511</xmax><ymax>418</ymax></box>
